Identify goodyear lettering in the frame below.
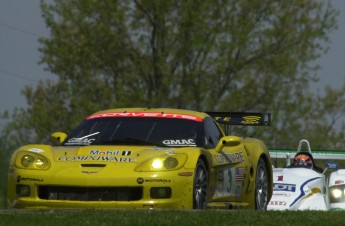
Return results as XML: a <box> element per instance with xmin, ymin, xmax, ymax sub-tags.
<box><xmin>214</xmin><ymin>152</ymin><xmax>244</xmax><ymax>163</ymax></box>
<box><xmin>273</xmin><ymin>183</ymin><xmax>296</xmax><ymax>192</ymax></box>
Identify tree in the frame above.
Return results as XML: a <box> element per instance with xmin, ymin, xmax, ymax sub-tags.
<box><xmin>1</xmin><ymin>0</ymin><xmax>344</xmax><ymax>151</ymax></box>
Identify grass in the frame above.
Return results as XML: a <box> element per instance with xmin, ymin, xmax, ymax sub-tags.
<box><xmin>0</xmin><ymin>209</ymin><xmax>345</xmax><ymax>226</ymax></box>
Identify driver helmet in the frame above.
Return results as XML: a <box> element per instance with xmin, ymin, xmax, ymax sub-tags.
<box><xmin>293</xmin><ymin>154</ymin><xmax>313</xmax><ymax>167</ymax></box>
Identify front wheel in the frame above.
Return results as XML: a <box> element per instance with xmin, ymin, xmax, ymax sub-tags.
<box><xmin>255</xmin><ymin>157</ymin><xmax>269</xmax><ymax>210</ymax></box>
<box><xmin>193</xmin><ymin>159</ymin><xmax>208</xmax><ymax>209</ymax></box>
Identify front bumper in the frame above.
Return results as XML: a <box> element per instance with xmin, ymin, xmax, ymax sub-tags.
<box><xmin>7</xmin><ymin>167</ymin><xmax>194</xmax><ymax>209</ymax></box>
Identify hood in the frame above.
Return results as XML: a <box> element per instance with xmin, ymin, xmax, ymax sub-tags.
<box><xmin>51</xmin><ymin>145</ymin><xmax>180</xmax><ymax>163</ymax></box>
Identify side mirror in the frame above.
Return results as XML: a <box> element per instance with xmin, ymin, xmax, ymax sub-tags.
<box><xmin>51</xmin><ymin>132</ymin><xmax>68</xmax><ymax>144</ymax></box>
<box><xmin>214</xmin><ymin>136</ymin><xmax>241</xmax><ymax>153</ymax></box>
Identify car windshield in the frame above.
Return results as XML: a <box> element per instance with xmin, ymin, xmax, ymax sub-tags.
<box><xmin>62</xmin><ymin>117</ymin><xmax>205</xmax><ymax>147</ymax></box>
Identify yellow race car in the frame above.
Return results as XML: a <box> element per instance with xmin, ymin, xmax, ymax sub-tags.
<box><xmin>7</xmin><ymin>108</ymin><xmax>272</xmax><ymax>210</ymax></box>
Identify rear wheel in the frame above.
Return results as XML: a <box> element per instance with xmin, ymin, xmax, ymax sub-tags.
<box><xmin>193</xmin><ymin>159</ymin><xmax>208</xmax><ymax>209</ymax></box>
<box><xmin>255</xmin><ymin>157</ymin><xmax>269</xmax><ymax>210</ymax></box>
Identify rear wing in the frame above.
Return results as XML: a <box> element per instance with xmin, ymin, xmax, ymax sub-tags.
<box><xmin>206</xmin><ymin>112</ymin><xmax>271</xmax><ymax>126</ymax></box>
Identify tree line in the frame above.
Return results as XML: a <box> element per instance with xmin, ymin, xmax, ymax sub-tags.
<box><xmin>1</xmin><ymin>0</ymin><xmax>345</xmax><ymax>153</ymax></box>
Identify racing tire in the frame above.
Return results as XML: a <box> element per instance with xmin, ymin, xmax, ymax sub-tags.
<box><xmin>255</xmin><ymin>157</ymin><xmax>269</xmax><ymax>210</ymax></box>
<box><xmin>193</xmin><ymin>159</ymin><xmax>208</xmax><ymax>209</ymax></box>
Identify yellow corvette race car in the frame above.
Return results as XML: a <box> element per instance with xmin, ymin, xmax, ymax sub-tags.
<box><xmin>7</xmin><ymin>108</ymin><xmax>272</xmax><ymax>210</ymax></box>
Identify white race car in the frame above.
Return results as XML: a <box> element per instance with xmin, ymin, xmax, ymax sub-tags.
<box><xmin>268</xmin><ymin>139</ymin><xmax>333</xmax><ymax>211</ymax></box>
<box><xmin>327</xmin><ymin>168</ymin><xmax>345</xmax><ymax>210</ymax></box>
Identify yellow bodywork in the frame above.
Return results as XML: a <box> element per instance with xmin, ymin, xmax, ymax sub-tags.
<box><xmin>7</xmin><ymin>108</ymin><xmax>272</xmax><ymax>209</ymax></box>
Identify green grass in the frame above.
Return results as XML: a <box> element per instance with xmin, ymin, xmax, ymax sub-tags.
<box><xmin>0</xmin><ymin>209</ymin><xmax>344</xmax><ymax>226</ymax></box>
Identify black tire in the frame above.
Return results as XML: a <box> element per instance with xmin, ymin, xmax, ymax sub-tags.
<box><xmin>255</xmin><ymin>157</ymin><xmax>269</xmax><ymax>210</ymax></box>
<box><xmin>193</xmin><ymin>159</ymin><xmax>208</xmax><ymax>209</ymax></box>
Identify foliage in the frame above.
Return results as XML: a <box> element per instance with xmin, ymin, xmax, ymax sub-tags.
<box><xmin>0</xmin><ymin>0</ymin><xmax>344</xmax><ymax>151</ymax></box>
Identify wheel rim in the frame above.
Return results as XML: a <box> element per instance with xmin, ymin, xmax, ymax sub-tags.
<box><xmin>194</xmin><ymin>161</ymin><xmax>208</xmax><ymax>209</ymax></box>
<box><xmin>256</xmin><ymin>159</ymin><xmax>268</xmax><ymax>210</ymax></box>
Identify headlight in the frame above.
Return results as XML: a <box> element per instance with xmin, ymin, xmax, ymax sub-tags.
<box><xmin>332</xmin><ymin>189</ymin><xmax>342</xmax><ymax>198</ymax></box>
<box><xmin>135</xmin><ymin>154</ymin><xmax>187</xmax><ymax>172</ymax></box>
<box><xmin>15</xmin><ymin>151</ymin><xmax>50</xmax><ymax>170</ymax></box>
<box><xmin>329</xmin><ymin>185</ymin><xmax>345</xmax><ymax>203</ymax></box>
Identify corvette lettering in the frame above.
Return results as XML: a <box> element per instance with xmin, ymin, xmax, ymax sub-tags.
<box><xmin>162</xmin><ymin>139</ymin><xmax>196</xmax><ymax>146</ymax></box>
<box><xmin>87</xmin><ymin>112</ymin><xmax>203</xmax><ymax>122</ymax></box>
<box><xmin>214</xmin><ymin>152</ymin><xmax>244</xmax><ymax>163</ymax></box>
<box><xmin>273</xmin><ymin>183</ymin><xmax>296</xmax><ymax>192</ymax></box>
<box><xmin>58</xmin><ymin>156</ymin><xmax>136</xmax><ymax>162</ymax></box>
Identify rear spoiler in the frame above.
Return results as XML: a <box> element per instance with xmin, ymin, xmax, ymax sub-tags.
<box><xmin>205</xmin><ymin>112</ymin><xmax>271</xmax><ymax>126</ymax></box>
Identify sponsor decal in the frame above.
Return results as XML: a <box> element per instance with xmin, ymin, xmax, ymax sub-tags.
<box><xmin>66</xmin><ymin>138</ymin><xmax>95</xmax><ymax>145</ymax></box>
<box><xmin>65</xmin><ymin>132</ymin><xmax>100</xmax><ymax>145</ymax></box>
<box><xmin>273</xmin><ymin>193</ymin><xmax>290</xmax><ymax>197</ymax></box>
<box><xmin>17</xmin><ymin>176</ymin><xmax>43</xmax><ymax>183</ymax></box>
<box><xmin>57</xmin><ymin>156</ymin><xmax>136</xmax><ymax>162</ymax></box>
<box><xmin>277</xmin><ymin>175</ymin><xmax>283</xmax><ymax>181</ymax></box>
<box><xmin>136</xmin><ymin>177</ymin><xmax>171</xmax><ymax>184</ymax></box>
<box><xmin>137</xmin><ymin>178</ymin><xmax>144</xmax><ymax>184</ymax></box>
<box><xmin>326</xmin><ymin>162</ymin><xmax>338</xmax><ymax>170</ymax></box>
<box><xmin>87</xmin><ymin>112</ymin><xmax>203</xmax><ymax>122</ymax></box>
<box><xmin>144</xmin><ymin>179</ymin><xmax>171</xmax><ymax>183</ymax></box>
<box><xmin>214</xmin><ymin>152</ymin><xmax>244</xmax><ymax>164</ymax></box>
<box><xmin>269</xmin><ymin>201</ymin><xmax>287</xmax><ymax>206</ymax></box>
<box><xmin>122</xmin><ymin>150</ymin><xmax>132</xmax><ymax>156</ymax></box>
<box><xmin>89</xmin><ymin>150</ymin><xmax>132</xmax><ymax>156</ymax></box>
<box><xmin>335</xmin><ymin>180</ymin><xmax>344</xmax><ymax>185</ymax></box>
<box><xmin>241</xmin><ymin>116</ymin><xmax>261</xmax><ymax>125</ymax></box>
<box><xmin>90</xmin><ymin>150</ymin><xmax>120</xmax><ymax>155</ymax></box>
<box><xmin>273</xmin><ymin>183</ymin><xmax>296</xmax><ymax>192</ymax></box>
<box><xmin>235</xmin><ymin>167</ymin><xmax>245</xmax><ymax>181</ymax></box>
<box><xmin>81</xmin><ymin>171</ymin><xmax>98</xmax><ymax>174</ymax></box>
<box><xmin>162</xmin><ymin>139</ymin><xmax>196</xmax><ymax>146</ymax></box>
